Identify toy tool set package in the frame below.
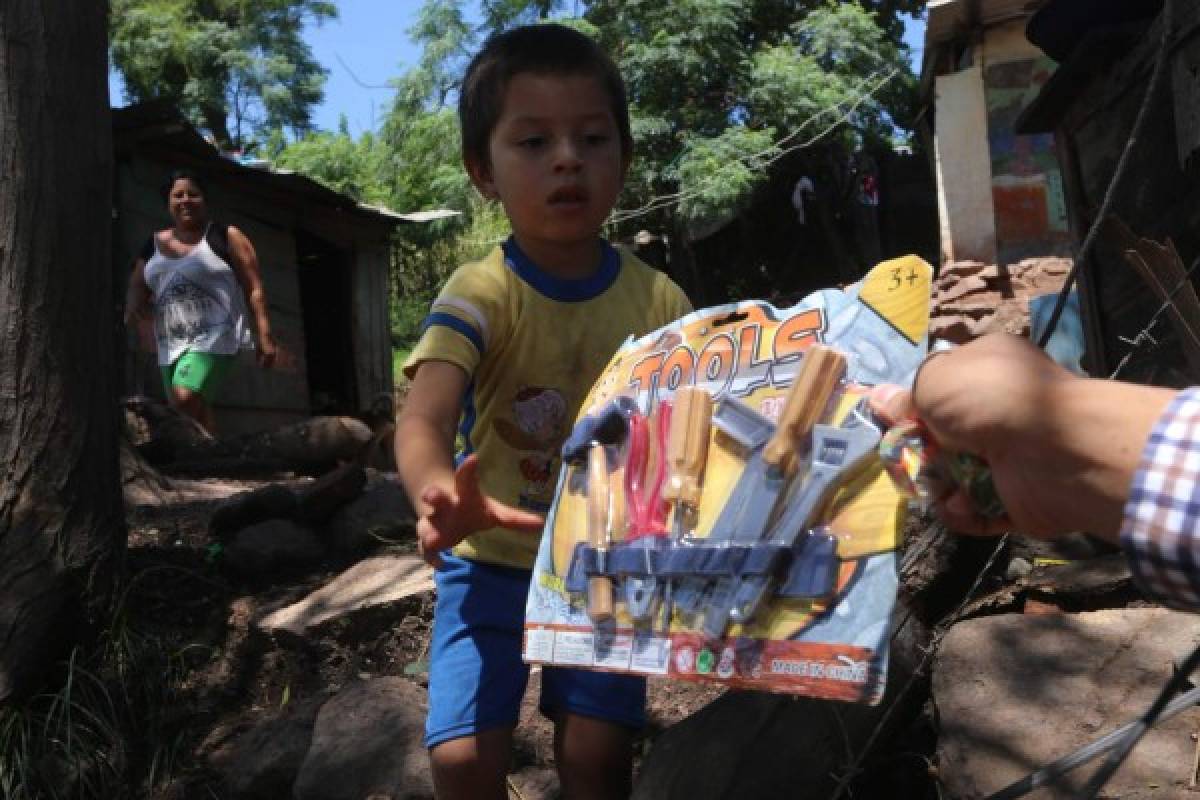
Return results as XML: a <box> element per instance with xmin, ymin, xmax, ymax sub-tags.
<box><xmin>523</xmin><ymin>257</ymin><xmax>933</xmax><ymax>703</ymax></box>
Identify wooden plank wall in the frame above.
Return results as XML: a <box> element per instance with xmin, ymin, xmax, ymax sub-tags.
<box><xmin>351</xmin><ymin>243</ymin><xmax>394</xmax><ymax>409</ymax></box>
<box><xmin>1058</xmin><ymin>3</ymin><xmax>1200</xmax><ymax>385</ymax></box>
<box><xmin>115</xmin><ymin>156</ymin><xmax>312</xmax><ymax>433</ymax></box>
<box><xmin>114</xmin><ymin>152</ymin><xmax>397</xmax><ymax>434</ymax></box>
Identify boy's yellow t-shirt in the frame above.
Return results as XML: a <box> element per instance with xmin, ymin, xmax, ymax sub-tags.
<box><xmin>403</xmin><ymin>238</ymin><xmax>692</xmax><ymax>569</ymax></box>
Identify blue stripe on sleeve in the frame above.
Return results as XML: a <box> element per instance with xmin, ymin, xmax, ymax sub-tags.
<box><xmin>455</xmin><ymin>380</ymin><xmax>478</xmax><ymax>466</ymax></box>
<box><xmin>422</xmin><ymin>311</ymin><xmax>485</xmax><ymax>355</ymax></box>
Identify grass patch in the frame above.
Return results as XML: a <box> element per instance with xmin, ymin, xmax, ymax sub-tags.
<box><xmin>0</xmin><ymin>564</ymin><xmax>225</xmax><ymax>799</ymax></box>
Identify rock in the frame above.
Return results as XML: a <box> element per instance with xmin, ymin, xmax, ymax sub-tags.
<box><xmin>324</xmin><ymin>476</ymin><xmax>416</xmax><ymax>560</ymax></box>
<box><xmin>208</xmin><ymin>695</ymin><xmax>325</xmax><ymax>800</ymax></box>
<box><xmin>209</xmin><ymin>484</ymin><xmax>299</xmax><ymax>540</ymax></box>
<box><xmin>154</xmin><ymin>415</ymin><xmax>376</xmax><ymax>475</ymax></box>
<box><xmin>940</xmin><ymin>260</ymin><xmax>990</xmax><ymax>279</ymax></box>
<box><xmin>934</xmin><ymin>608</ymin><xmax>1200</xmax><ymax>798</ymax></box>
<box><xmin>125</xmin><ymin>396</ymin><xmax>212</xmax><ymax>464</ymax></box>
<box><xmin>260</xmin><ymin>416</ymin><xmax>375</xmax><ymax>467</ymax></box>
<box><xmin>224</xmin><ymin>519</ymin><xmax>325</xmax><ymax>575</ymax></box>
<box><xmin>1019</xmin><ymin>553</ymin><xmax>1132</xmax><ymax>601</ymax></box>
<box><xmin>293</xmin><ymin>677</ymin><xmax>432</xmax><ymax>800</ymax></box>
<box><xmin>631</xmin><ymin>609</ymin><xmax>931</xmax><ymax>800</ymax></box>
<box><xmin>121</xmin><ymin>436</ymin><xmax>178</xmax><ymax>506</ymax></box>
<box><xmin>929</xmin><ymin>316</ymin><xmax>976</xmax><ymax>345</ymax></box>
<box><xmin>934</xmin><ymin>274</ymin><xmax>989</xmax><ymax>303</ymax></box>
<box><xmin>358</xmin><ymin>422</ymin><xmax>397</xmax><ymax>472</ymax></box>
<box><xmin>1005</xmin><ymin>556</ymin><xmax>1033</xmax><ymax>580</ymax></box>
<box><xmin>930</xmin><ymin>256</ymin><xmax>1070</xmax><ymax>345</ymax></box>
<box><xmin>508</xmin><ymin>766</ymin><xmax>559</xmax><ymax>800</ymax></box>
<box><xmin>296</xmin><ymin>462</ymin><xmax>367</xmax><ymax>525</ymax></box>
<box><xmin>257</xmin><ymin>554</ymin><xmax>434</xmax><ymax>637</ymax></box>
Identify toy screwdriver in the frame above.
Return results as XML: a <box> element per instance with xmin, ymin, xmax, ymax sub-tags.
<box><xmin>659</xmin><ymin>387</ymin><xmax>712</xmax><ymax>630</ymax></box>
<box><xmin>662</xmin><ymin>387</ymin><xmax>712</xmax><ymax>538</ymax></box>
<box><xmin>586</xmin><ymin>442</ymin><xmax>614</xmax><ymax>623</ymax></box>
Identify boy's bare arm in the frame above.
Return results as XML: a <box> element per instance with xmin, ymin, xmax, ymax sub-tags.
<box><xmin>396</xmin><ymin>360</ymin><xmax>544</xmax><ymax>567</ymax></box>
<box><xmin>396</xmin><ymin>360</ymin><xmax>467</xmax><ymax>516</ymax></box>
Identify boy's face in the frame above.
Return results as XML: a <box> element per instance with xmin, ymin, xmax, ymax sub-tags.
<box><xmin>467</xmin><ymin>72</ymin><xmax>628</xmax><ymax>273</ymax></box>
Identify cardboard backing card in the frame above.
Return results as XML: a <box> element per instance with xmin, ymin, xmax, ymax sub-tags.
<box><xmin>523</xmin><ymin>256</ymin><xmax>932</xmax><ymax>703</ymax></box>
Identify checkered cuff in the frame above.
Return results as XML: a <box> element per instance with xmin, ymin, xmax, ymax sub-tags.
<box><xmin>1121</xmin><ymin>387</ymin><xmax>1200</xmax><ymax>610</ymax></box>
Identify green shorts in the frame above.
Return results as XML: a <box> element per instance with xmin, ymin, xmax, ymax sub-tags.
<box><xmin>160</xmin><ymin>351</ymin><xmax>235</xmax><ymax>403</ymax></box>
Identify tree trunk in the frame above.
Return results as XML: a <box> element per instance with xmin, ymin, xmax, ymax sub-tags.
<box><xmin>0</xmin><ymin>1</ymin><xmax>121</xmax><ymax>702</ymax></box>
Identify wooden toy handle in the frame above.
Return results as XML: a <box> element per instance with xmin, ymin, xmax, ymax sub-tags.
<box><xmin>586</xmin><ymin>443</ymin><xmax>614</xmax><ymax>622</ymax></box>
<box><xmin>763</xmin><ymin>345</ymin><xmax>847</xmax><ymax>473</ymax></box>
<box><xmin>664</xmin><ymin>387</ymin><xmax>712</xmax><ymax>508</ymax></box>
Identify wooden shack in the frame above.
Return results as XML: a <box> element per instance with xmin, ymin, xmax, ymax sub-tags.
<box><xmin>1017</xmin><ymin>0</ymin><xmax>1199</xmax><ymax>383</ymax></box>
<box><xmin>113</xmin><ymin>101</ymin><xmax>404</xmax><ymax>434</ymax></box>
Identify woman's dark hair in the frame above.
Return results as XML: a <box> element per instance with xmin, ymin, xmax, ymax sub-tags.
<box><xmin>458</xmin><ymin>23</ymin><xmax>633</xmax><ymax>169</ymax></box>
<box><xmin>160</xmin><ymin>168</ymin><xmax>208</xmax><ymax>201</ymax></box>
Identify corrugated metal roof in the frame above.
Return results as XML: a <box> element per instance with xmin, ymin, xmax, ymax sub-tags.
<box><xmin>112</xmin><ymin>101</ymin><xmax>452</xmax><ymax>227</ymax></box>
<box><xmin>926</xmin><ymin>0</ymin><xmax>1041</xmax><ymax>48</ymax></box>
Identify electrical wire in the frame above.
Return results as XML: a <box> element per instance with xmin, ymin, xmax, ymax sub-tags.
<box><xmin>1075</xmin><ymin>642</ymin><xmax>1200</xmax><ymax>798</ymax></box>
<box><xmin>982</xmin><ymin>684</ymin><xmax>1200</xmax><ymax>800</ymax></box>
<box><xmin>1034</xmin><ymin>0</ymin><xmax>1175</xmax><ymax>351</ymax></box>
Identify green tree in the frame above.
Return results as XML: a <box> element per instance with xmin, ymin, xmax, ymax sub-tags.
<box><xmin>274</xmin><ymin>116</ymin><xmax>394</xmax><ymax>205</ymax></box>
<box><xmin>375</xmin><ymin>0</ymin><xmax>920</xmax><ymax>301</ymax></box>
<box><xmin>277</xmin><ymin>0</ymin><xmax>920</xmax><ymax>346</ymax></box>
<box><xmin>109</xmin><ymin>0</ymin><xmax>337</xmax><ymax>150</ymax></box>
<box><xmin>593</xmin><ymin>0</ymin><xmax>916</xmax><ymax>269</ymax></box>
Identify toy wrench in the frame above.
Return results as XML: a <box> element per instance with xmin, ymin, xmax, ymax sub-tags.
<box><xmin>670</xmin><ymin>396</ymin><xmax>773</xmax><ymax>615</ymax></box>
<box><xmin>725</xmin><ymin>404</ymin><xmax>881</xmax><ymax>628</ymax></box>
<box><xmin>622</xmin><ymin>402</ymin><xmax>671</xmax><ymax>622</ymax></box>
<box><xmin>698</xmin><ymin>345</ymin><xmax>847</xmax><ymax>638</ymax></box>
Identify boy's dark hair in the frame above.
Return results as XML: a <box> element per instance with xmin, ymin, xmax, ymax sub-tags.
<box><xmin>160</xmin><ymin>168</ymin><xmax>207</xmax><ymax>200</ymax></box>
<box><xmin>459</xmin><ymin>23</ymin><xmax>633</xmax><ymax>168</ymax></box>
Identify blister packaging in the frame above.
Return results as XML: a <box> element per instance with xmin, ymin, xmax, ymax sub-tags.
<box><xmin>523</xmin><ymin>256</ymin><xmax>933</xmax><ymax>702</ymax></box>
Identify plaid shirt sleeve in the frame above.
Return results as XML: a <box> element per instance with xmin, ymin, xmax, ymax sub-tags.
<box><xmin>1121</xmin><ymin>387</ymin><xmax>1200</xmax><ymax>610</ymax></box>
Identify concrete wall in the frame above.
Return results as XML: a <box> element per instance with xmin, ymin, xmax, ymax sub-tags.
<box><xmin>980</xmin><ymin>22</ymin><xmax>1071</xmax><ymax>264</ymax></box>
<box><xmin>931</xmin><ymin>16</ymin><xmax>1067</xmax><ymax>266</ymax></box>
<box><xmin>934</xmin><ymin>66</ymin><xmax>998</xmax><ymax>264</ymax></box>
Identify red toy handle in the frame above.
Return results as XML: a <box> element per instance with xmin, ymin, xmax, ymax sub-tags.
<box><xmin>624</xmin><ymin>401</ymin><xmax>672</xmax><ymax>541</ymax></box>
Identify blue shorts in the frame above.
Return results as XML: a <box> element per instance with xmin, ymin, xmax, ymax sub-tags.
<box><xmin>424</xmin><ymin>553</ymin><xmax>647</xmax><ymax>749</ymax></box>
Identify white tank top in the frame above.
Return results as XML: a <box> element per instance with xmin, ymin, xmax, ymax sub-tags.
<box><xmin>143</xmin><ymin>225</ymin><xmax>250</xmax><ymax>365</ymax></box>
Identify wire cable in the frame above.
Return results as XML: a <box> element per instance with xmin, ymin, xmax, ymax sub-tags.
<box><xmin>982</xmin><ymin>683</ymin><xmax>1200</xmax><ymax>800</ymax></box>
<box><xmin>1034</xmin><ymin>0</ymin><xmax>1175</xmax><ymax>351</ymax></box>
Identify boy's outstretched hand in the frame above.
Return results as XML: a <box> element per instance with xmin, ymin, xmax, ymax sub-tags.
<box><xmin>416</xmin><ymin>453</ymin><xmax>546</xmax><ymax>568</ymax></box>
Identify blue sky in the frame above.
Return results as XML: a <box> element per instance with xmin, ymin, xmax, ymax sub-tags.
<box><xmin>111</xmin><ymin>2</ymin><xmax>926</xmax><ymax>138</ymax></box>
<box><xmin>303</xmin><ymin>0</ymin><xmax>426</xmax><ymax>135</ymax></box>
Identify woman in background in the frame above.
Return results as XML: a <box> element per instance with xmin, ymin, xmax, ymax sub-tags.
<box><xmin>124</xmin><ymin>168</ymin><xmax>276</xmax><ymax>434</ymax></box>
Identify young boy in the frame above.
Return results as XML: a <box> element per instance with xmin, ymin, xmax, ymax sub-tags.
<box><xmin>396</xmin><ymin>23</ymin><xmax>692</xmax><ymax>800</ymax></box>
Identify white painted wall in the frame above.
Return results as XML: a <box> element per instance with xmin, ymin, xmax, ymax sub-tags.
<box><xmin>934</xmin><ymin>66</ymin><xmax>998</xmax><ymax>264</ymax></box>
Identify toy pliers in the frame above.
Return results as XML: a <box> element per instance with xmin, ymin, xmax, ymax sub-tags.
<box><xmin>622</xmin><ymin>401</ymin><xmax>671</xmax><ymax>621</ymax></box>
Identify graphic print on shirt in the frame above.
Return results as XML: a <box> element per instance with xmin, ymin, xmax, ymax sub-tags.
<box><xmin>155</xmin><ymin>271</ymin><xmax>233</xmax><ymax>349</ymax></box>
<box><xmin>493</xmin><ymin>386</ymin><xmax>568</xmax><ymax>511</ymax></box>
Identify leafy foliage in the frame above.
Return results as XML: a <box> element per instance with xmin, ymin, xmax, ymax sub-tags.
<box><xmin>208</xmin><ymin>0</ymin><xmax>918</xmax><ymax>348</ymax></box>
<box><xmin>109</xmin><ymin>0</ymin><xmax>337</xmax><ymax>149</ymax></box>
<box><xmin>672</xmin><ymin>127</ymin><xmax>781</xmax><ymax>238</ymax></box>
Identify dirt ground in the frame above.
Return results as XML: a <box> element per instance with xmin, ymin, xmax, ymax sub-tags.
<box><xmin>122</xmin><ymin>476</ymin><xmax>725</xmax><ymax>798</ymax></box>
